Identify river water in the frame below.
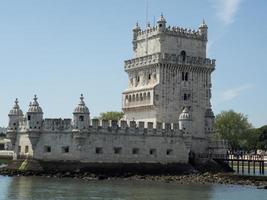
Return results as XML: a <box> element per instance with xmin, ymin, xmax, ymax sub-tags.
<box><xmin>0</xmin><ymin>175</ymin><xmax>266</xmax><ymax>200</ymax></box>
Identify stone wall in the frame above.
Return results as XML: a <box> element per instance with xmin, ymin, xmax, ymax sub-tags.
<box><xmin>14</xmin><ymin>120</ymin><xmax>191</xmax><ymax>164</ymax></box>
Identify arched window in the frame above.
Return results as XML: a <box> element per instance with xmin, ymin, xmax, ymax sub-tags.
<box><xmin>182</xmin><ymin>72</ymin><xmax>189</xmax><ymax>81</ymax></box>
<box><xmin>148</xmin><ymin>74</ymin><xmax>151</xmax><ymax>80</ymax></box>
<box><xmin>136</xmin><ymin>94</ymin><xmax>139</xmax><ymax>101</ymax></box>
<box><xmin>181</xmin><ymin>50</ymin><xmax>186</xmax><ymax>62</ymax></box>
<box><xmin>143</xmin><ymin>93</ymin><xmax>147</xmax><ymax>100</ymax></box>
<box><xmin>147</xmin><ymin>92</ymin><xmax>151</xmax><ymax>100</ymax></box>
<box><xmin>140</xmin><ymin>93</ymin><xmax>143</xmax><ymax>101</ymax></box>
<box><xmin>185</xmin><ymin>72</ymin><xmax>188</xmax><ymax>81</ymax></box>
<box><xmin>133</xmin><ymin>94</ymin><xmax>136</xmax><ymax>101</ymax></box>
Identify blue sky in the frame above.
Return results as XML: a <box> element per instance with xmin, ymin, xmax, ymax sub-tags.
<box><xmin>0</xmin><ymin>0</ymin><xmax>266</xmax><ymax>128</ymax></box>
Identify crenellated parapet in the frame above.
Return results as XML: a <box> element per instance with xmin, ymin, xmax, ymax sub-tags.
<box><xmin>88</xmin><ymin>119</ymin><xmax>189</xmax><ymax>137</ymax></box>
<box><xmin>135</xmin><ymin>25</ymin><xmax>205</xmax><ymax>41</ymax></box>
<box><xmin>124</xmin><ymin>53</ymin><xmax>215</xmax><ymax>71</ymax></box>
<box><xmin>43</xmin><ymin>118</ymin><xmax>72</xmax><ymax>131</ymax></box>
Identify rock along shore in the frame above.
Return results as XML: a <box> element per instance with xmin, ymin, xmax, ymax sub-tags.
<box><xmin>0</xmin><ymin>167</ymin><xmax>267</xmax><ymax>188</ymax></box>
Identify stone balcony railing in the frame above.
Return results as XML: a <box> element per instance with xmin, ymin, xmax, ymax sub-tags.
<box><xmin>124</xmin><ymin>53</ymin><xmax>161</xmax><ymax>70</ymax></box>
<box><xmin>124</xmin><ymin>53</ymin><xmax>216</xmax><ymax>70</ymax></box>
<box><xmin>123</xmin><ymin>99</ymin><xmax>153</xmax><ymax>109</ymax></box>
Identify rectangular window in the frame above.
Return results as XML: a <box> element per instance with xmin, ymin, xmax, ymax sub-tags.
<box><xmin>149</xmin><ymin>149</ymin><xmax>157</xmax><ymax>156</ymax></box>
<box><xmin>166</xmin><ymin>149</ymin><xmax>173</xmax><ymax>156</ymax></box>
<box><xmin>44</xmin><ymin>146</ymin><xmax>51</xmax><ymax>153</ymax></box>
<box><xmin>62</xmin><ymin>146</ymin><xmax>69</xmax><ymax>153</ymax></box>
<box><xmin>18</xmin><ymin>146</ymin><xmax>21</xmax><ymax>153</ymax></box>
<box><xmin>95</xmin><ymin>147</ymin><xmax>103</xmax><ymax>154</ymax></box>
<box><xmin>25</xmin><ymin>146</ymin><xmax>29</xmax><ymax>153</ymax></box>
<box><xmin>27</xmin><ymin>115</ymin><xmax>31</xmax><ymax>121</ymax></box>
<box><xmin>114</xmin><ymin>147</ymin><xmax>122</xmax><ymax>154</ymax></box>
<box><xmin>79</xmin><ymin>116</ymin><xmax>84</xmax><ymax>121</ymax></box>
<box><xmin>132</xmin><ymin>148</ymin><xmax>140</xmax><ymax>155</ymax></box>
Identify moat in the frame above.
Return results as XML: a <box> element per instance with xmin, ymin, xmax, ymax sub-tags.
<box><xmin>0</xmin><ymin>175</ymin><xmax>266</xmax><ymax>200</ymax></box>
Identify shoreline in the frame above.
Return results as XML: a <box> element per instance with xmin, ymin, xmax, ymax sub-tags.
<box><xmin>0</xmin><ymin>168</ymin><xmax>267</xmax><ymax>188</ymax></box>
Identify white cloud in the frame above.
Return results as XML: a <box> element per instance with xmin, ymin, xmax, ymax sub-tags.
<box><xmin>213</xmin><ymin>0</ymin><xmax>243</xmax><ymax>25</ymax></box>
<box><xmin>221</xmin><ymin>84</ymin><xmax>253</xmax><ymax>101</ymax></box>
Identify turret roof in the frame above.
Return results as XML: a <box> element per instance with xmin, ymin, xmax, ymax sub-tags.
<box><xmin>9</xmin><ymin>98</ymin><xmax>23</xmax><ymax>116</ymax></box>
<box><xmin>28</xmin><ymin>95</ymin><xmax>43</xmax><ymax>113</ymax></box>
<box><xmin>73</xmin><ymin>94</ymin><xmax>90</xmax><ymax>114</ymax></box>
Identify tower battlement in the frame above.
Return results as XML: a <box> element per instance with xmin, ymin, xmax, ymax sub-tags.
<box><xmin>135</xmin><ymin>25</ymin><xmax>205</xmax><ymax>41</ymax></box>
<box><xmin>132</xmin><ymin>15</ymin><xmax>208</xmax><ymax>59</ymax></box>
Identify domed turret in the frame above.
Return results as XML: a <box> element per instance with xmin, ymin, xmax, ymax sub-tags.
<box><xmin>7</xmin><ymin>98</ymin><xmax>23</xmax><ymax>139</ymax></box>
<box><xmin>133</xmin><ymin>21</ymin><xmax>141</xmax><ymax>33</ymax></box>
<box><xmin>198</xmin><ymin>19</ymin><xmax>208</xmax><ymax>40</ymax></box>
<box><xmin>26</xmin><ymin>95</ymin><xmax>43</xmax><ymax>130</ymax></box>
<box><xmin>157</xmin><ymin>13</ymin><xmax>166</xmax><ymax>31</ymax></box>
<box><xmin>8</xmin><ymin>98</ymin><xmax>23</xmax><ymax>129</ymax></box>
<box><xmin>178</xmin><ymin>107</ymin><xmax>192</xmax><ymax>134</ymax></box>
<box><xmin>132</xmin><ymin>22</ymin><xmax>141</xmax><ymax>51</ymax></box>
<box><xmin>73</xmin><ymin>94</ymin><xmax>90</xmax><ymax>130</ymax></box>
<box><xmin>28</xmin><ymin>95</ymin><xmax>43</xmax><ymax>113</ymax></box>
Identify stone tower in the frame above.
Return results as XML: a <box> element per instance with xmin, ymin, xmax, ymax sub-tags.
<box><xmin>122</xmin><ymin>15</ymin><xmax>215</xmax><ymax>151</ymax></box>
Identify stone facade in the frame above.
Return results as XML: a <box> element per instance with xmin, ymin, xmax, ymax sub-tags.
<box><xmin>7</xmin><ymin>96</ymin><xmax>192</xmax><ymax>165</ymax></box>
<box><xmin>122</xmin><ymin>15</ymin><xmax>216</xmax><ymax>153</ymax></box>
<box><xmin>6</xmin><ymin>15</ymin><xmax>227</xmax><ymax>170</ymax></box>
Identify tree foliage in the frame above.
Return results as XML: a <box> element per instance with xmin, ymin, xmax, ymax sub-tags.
<box><xmin>257</xmin><ymin>125</ymin><xmax>267</xmax><ymax>150</ymax></box>
<box><xmin>99</xmin><ymin>111</ymin><xmax>124</xmax><ymax>121</ymax></box>
<box><xmin>214</xmin><ymin>110</ymin><xmax>252</xmax><ymax>150</ymax></box>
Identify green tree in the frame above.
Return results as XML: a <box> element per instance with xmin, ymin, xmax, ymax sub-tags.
<box><xmin>214</xmin><ymin>110</ymin><xmax>252</xmax><ymax>150</ymax></box>
<box><xmin>99</xmin><ymin>111</ymin><xmax>124</xmax><ymax>121</ymax></box>
<box><xmin>257</xmin><ymin>125</ymin><xmax>267</xmax><ymax>150</ymax></box>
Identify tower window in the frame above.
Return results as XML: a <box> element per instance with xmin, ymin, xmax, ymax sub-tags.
<box><xmin>181</xmin><ymin>50</ymin><xmax>186</xmax><ymax>61</ymax></box>
<box><xmin>183</xmin><ymin>94</ymin><xmax>191</xmax><ymax>101</ymax></box>
<box><xmin>132</xmin><ymin>148</ymin><xmax>140</xmax><ymax>155</ymax></box>
<box><xmin>114</xmin><ymin>147</ymin><xmax>122</xmax><ymax>154</ymax></box>
<box><xmin>44</xmin><ymin>146</ymin><xmax>51</xmax><ymax>153</ymax></box>
<box><xmin>95</xmin><ymin>147</ymin><xmax>103</xmax><ymax>154</ymax></box>
<box><xmin>182</xmin><ymin>72</ymin><xmax>189</xmax><ymax>81</ymax></box>
<box><xmin>185</xmin><ymin>72</ymin><xmax>188</xmax><ymax>81</ymax></box>
<box><xmin>25</xmin><ymin>146</ymin><xmax>29</xmax><ymax>153</ymax></box>
<box><xmin>166</xmin><ymin>149</ymin><xmax>173</xmax><ymax>156</ymax></box>
<box><xmin>149</xmin><ymin>149</ymin><xmax>157</xmax><ymax>156</ymax></box>
<box><xmin>79</xmin><ymin>116</ymin><xmax>84</xmax><ymax>121</ymax></box>
<box><xmin>62</xmin><ymin>146</ymin><xmax>69</xmax><ymax>153</ymax></box>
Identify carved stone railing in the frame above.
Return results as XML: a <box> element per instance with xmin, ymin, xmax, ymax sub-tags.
<box><xmin>124</xmin><ymin>53</ymin><xmax>161</xmax><ymax>70</ymax></box>
<box><xmin>124</xmin><ymin>53</ymin><xmax>215</xmax><ymax>70</ymax></box>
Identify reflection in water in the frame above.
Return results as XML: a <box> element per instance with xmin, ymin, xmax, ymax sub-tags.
<box><xmin>0</xmin><ymin>176</ymin><xmax>266</xmax><ymax>200</ymax></box>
